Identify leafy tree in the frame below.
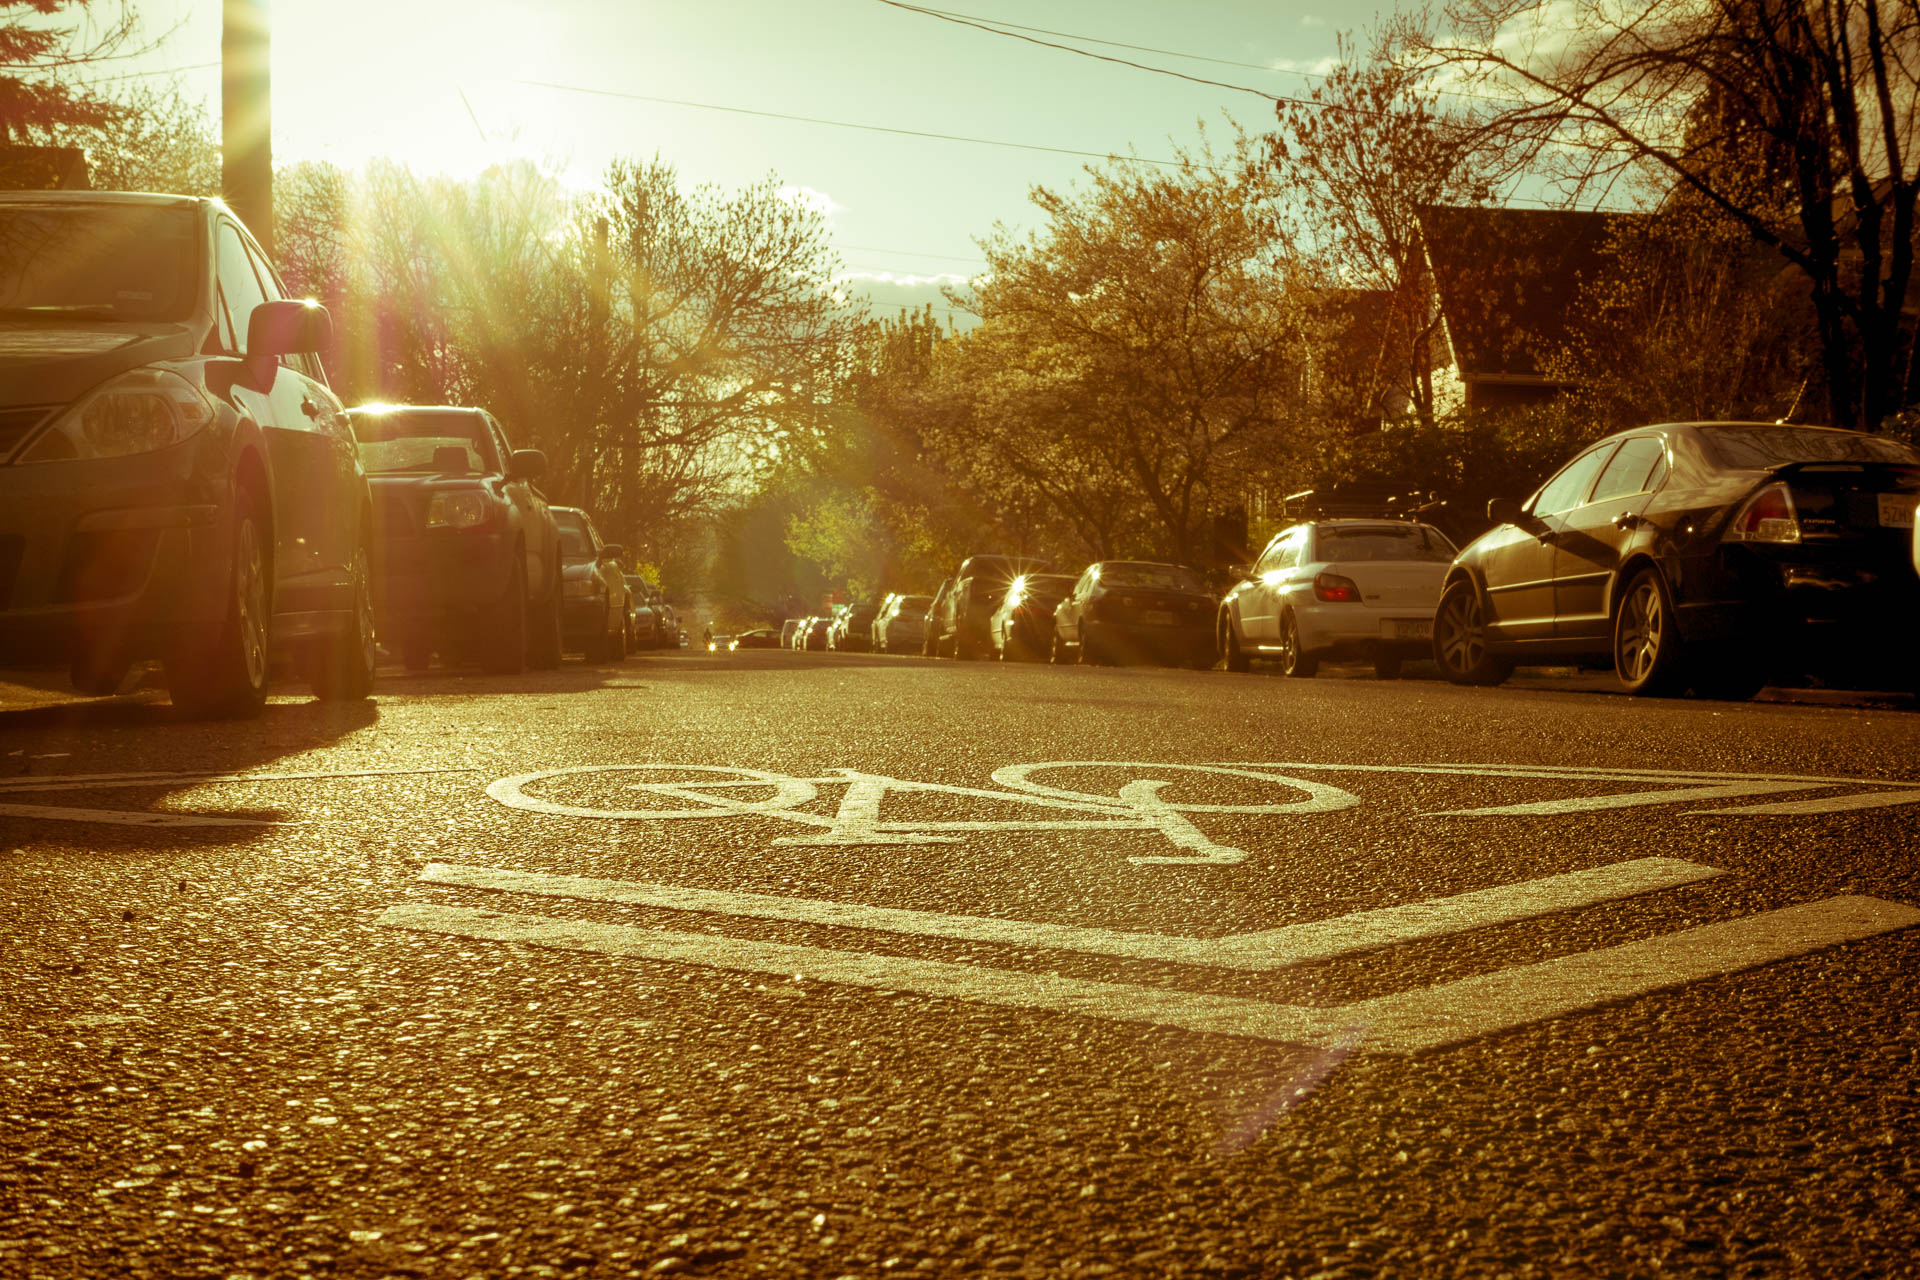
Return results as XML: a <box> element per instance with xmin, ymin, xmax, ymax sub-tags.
<box><xmin>1414</xmin><ymin>0</ymin><xmax>1920</xmax><ymax>429</ymax></box>
<box><xmin>0</xmin><ymin>0</ymin><xmax>136</xmax><ymax>143</ymax></box>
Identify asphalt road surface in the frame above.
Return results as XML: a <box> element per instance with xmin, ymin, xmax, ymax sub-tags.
<box><xmin>4</xmin><ymin>650</ymin><xmax>1918</xmax><ymax>1278</ymax></box>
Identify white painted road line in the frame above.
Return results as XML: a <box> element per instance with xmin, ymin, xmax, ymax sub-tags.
<box><xmin>1693</xmin><ymin>789</ymin><xmax>1920</xmax><ymax>816</ymax></box>
<box><xmin>1354</xmin><ymin>895</ymin><xmax>1920</xmax><ymax>1053</ymax></box>
<box><xmin>1425</xmin><ymin>781</ymin><xmax>1830</xmax><ymax>818</ymax></box>
<box><xmin>418</xmin><ymin>856</ymin><xmax>1722</xmax><ymax>970</ymax></box>
<box><xmin>376</xmin><ymin>894</ymin><xmax>1920</xmax><ymax>1056</ymax></box>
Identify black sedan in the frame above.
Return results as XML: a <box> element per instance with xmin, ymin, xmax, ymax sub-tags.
<box><xmin>729</xmin><ymin>628</ymin><xmax>784</xmax><ymax>650</ymax></box>
<box><xmin>349</xmin><ymin>405</ymin><xmax>562</xmax><ymax>674</ymax></box>
<box><xmin>1433</xmin><ymin>421</ymin><xmax>1920</xmax><ymax>698</ymax></box>
<box><xmin>1048</xmin><ymin>562</ymin><xmax>1218</xmax><ymax>668</ymax></box>
<box><xmin>0</xmin><ymin>191</ymin><xmax>371</xmax><ymax>715</ymax></box>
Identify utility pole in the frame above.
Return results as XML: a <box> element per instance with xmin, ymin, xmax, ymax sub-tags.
<box><xmin>222</xmin><ymin>0</ymin><xmax>272</xmax><ymax>255</ymax></box>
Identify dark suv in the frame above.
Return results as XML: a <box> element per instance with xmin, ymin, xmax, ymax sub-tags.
<box><xmin>349</xmin><ymin>404</ymin><xmax>562</xmax><ymax>674</ymax></box>
<box><xmin>0</xmin><ymin>192</ymin><xmax>372</xmax><ymax>715</ymax></box>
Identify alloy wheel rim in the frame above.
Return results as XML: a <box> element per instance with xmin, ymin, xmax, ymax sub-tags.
<box><xmin>1439</xmin><ymin>592</ymin><xmax>1484</xmax><ymax>673</ymax></box>
<box><xmin>1621</xmin><ymin>583</ymin><xmax>1661</xmax><ymax>682</ymax></box>
<box><xmin>238</xmin><ymin>517</ymin><xmax>267</xmax><ymax>688</ymax></box>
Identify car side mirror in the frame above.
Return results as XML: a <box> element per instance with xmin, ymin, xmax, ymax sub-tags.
<box><xmin>599</xmin><ymin>543</ymin><xmax>625</xmax><ymax>562</ymax></box>
<box><xmin>248</xmin><ymin>299</ymin><xmax>331</xmax><ymax>359</ymax></box>
<box><xmin>508</xmin><ymin>449</ymin><xmax>546</xmax><ymax>481</ymax></box>
<box><xmin>1487</xmin><ymin>496</ymin><xmax>1526</xmax><ymax>526</ymax></box>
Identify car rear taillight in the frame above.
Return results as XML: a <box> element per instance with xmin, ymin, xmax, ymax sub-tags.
<box><xmin>1727</xmin><ymin>482</ymin><xmax>1802</xmax><ymax>544</ymax></box>
<box><xmin>1313</xmin><ymin>572</ymin><xmax>1361</xmax><ymax>602</ymax></box>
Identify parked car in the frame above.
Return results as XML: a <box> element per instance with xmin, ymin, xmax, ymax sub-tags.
<box><xmin>990</xmin><ymin>573</ymin><xmax>1076</xmax><ymax>661</ymax></box>
<box><xmin>551</xmin><ymin>506</ymin><xmax>628</xmax><ymax>662</ymax></box>
<box><xmin>1051</xmin><ymin>562</ymin><xmax>1217</xmax><ymax>668</ymax></box>
<box><xmin>803</xmin><ymin>617</ymin><xmax>832</xmax><ymax>651</ymax></box>
<box><xmin>654</xmin><ymin>600</ymin><xmax>681</xmax><ymax>649</ymax></box>
<box><xmin>1433</xmin><ymin>422</ymin><xmax>1920</xmax><ymax>697</ymax></box>
<box><xmin>830</xmin><ymin>602</ymin><xmax>878</xmax><ymax>651</ymax></box>
<box><xmin>623</xmin><ymin>575</ymin><xmax>666</xmax><ymax>651</ymax></box>
<box><xmin>349</xmin><ymin>404</ymin><xmax>560</xmax><ymax>675</ymax></box>
<box><xmin>780</xmin><ymin>618</ymin><xmax>802</xmax><ymax>648</ymax></box>
<box><xmin>730</xmin><ymin>628</ymin><xmax>783</xmax><ymax>650</ymax></box>
<box><xmin>873</xmin><ymin>593</ymin><xmax>932</xmax><ymax>652</ymax></box>
<box><xmin>1220</xmin><ymin>520</ymin><xmax>1456</xmax><ymax>679</ymax></box>
<box><xmin>937</xmin><ymin>555</ymin><xmax>1049</xmax><ymax>659</ymax></box>
<box><xmin>0</xmin><ymin>192</ymin><xmax>371</xmax><ymax>714</ymax></box>
<box><xmin>921</xmin><ymin>579</ymin><xmax>954</xmax><ymax>656</ymax></box>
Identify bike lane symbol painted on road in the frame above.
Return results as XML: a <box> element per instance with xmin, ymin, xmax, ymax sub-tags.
<box><xmin>485</xmin><ymin>762</ymin><xmax>1362</xmax><ymax>865</ymax></box>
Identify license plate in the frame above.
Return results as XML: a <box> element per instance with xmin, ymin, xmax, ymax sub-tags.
<box><xmin>1388</xmin><ymin>618</ymin><xmax>1432</xmax><ymax>641</ymax></box>
<box><xmin>1879</xmin><ymin>493</ymin><xmax>1917</xmax><ymax>528</ymax></box>
<box><xmin>1145</xmin><ymin>610</ymin><xmax>1174</xmax><ymax>626</ymax></box>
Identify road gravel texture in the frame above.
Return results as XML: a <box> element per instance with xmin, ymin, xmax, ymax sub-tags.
<box><xmin>3</xmin><ymin>651</ymin><xmax>1917</xmax><ymax>1278</ymax></box>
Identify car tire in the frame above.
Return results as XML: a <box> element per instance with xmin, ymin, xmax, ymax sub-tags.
<box><xmin>528</xmin><ymin>571</ymin><xmax>563</xmax><ymax>670</ymax></box>
<box><xmin>611</xmin><ymin>612</ymin><xmax>629</xmax><ymax>662</ymax></box>
<box><xmin>311</xmin><ymin>541</ymin><xmax>378</xmax><ymax>701</ymax></box>
<box><xmin>1432</xmin><ymin>579</ymin><xmax>1512</xmax><ymax>687</ymax></box>
<box><xmin>169</xmin><ymin>486</ymin><xmax>271</xmax><ymax>720</ymax></box>
<box><xmin>1613</xmin><ymin>567</ymin><xmax>1687</xmax><ymax>696</ymax></box>
<box><xmin>1373</xmin><ymin>652</ymin><xmax>1403</xmax><ymax>680</ymax></box>
<box><xmin>1222</xmin><ymin>618</ymin><xmax>1249</xmax><ymax>673</ymax></box>
<box><xmin>1278</xmin><ymin>611</ymin><xmax>1318</xmax><ymax>678</ymax></box>
<box><xmin>479</xmin><ymin>560</ymin><xmax>529</xmax><ymax>675</ymax></box>
<box><xmin>1050</xmin><ymin>627</ymin><xmax>1070</xmax><ymax>665</ymax></box>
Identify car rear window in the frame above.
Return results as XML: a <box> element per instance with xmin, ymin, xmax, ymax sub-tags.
<box><xmin>1697</xmin><ymin>426</ymin><xmax>1919</xmax><ymax>469</ymax></box>
<box><xmin>1314</xmin><ymin>525</ymin><xmax>1455</xmax><ymax>563</ymax></box>
<box><xmin>351</xmin><ymin>410</ymin><xmax>501</xmax><ymax>475</ymax></box>
<box><xmin>1097</xmin><ymin>564</ymin><xmax>1206</xmax><ymax>592</ymax></box>
<box><xmin>0</xmin><ymin>203</ymin><xmax>200</xmax><ymax>323</ymax></box>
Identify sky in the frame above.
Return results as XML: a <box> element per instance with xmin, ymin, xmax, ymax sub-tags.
<box><xmin>100</xmin><ymin>0</ymin><xmax>1376</xmax><ymax>315</ymax></box>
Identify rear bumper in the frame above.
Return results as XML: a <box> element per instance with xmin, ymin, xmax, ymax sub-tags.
<box><xmin>0</xmin><ymin>439</ymin><xmax>232</xmax><ymax>667</ymax></box>
<box><xmin>1292</xmin><ymin>602</ymin><xmax>1435</xmax><ymax>656</ymax></box>
<box><xmin>1675</xmin><ymin>547</ymin><xmax>1920</xmax><ymax>673</ymax></box>
<box><xmin>371</xmin><ymin>530</ymin><xmax>515</xmax><ymax>633</ymax></box>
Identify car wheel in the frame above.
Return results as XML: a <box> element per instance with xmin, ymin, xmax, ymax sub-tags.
<box><xmin>1050</xmin><ymin>627</ymin><xmax>1070</xmax><ymax>665</ymax></box>
<box><xmin>1278</xmin><ymin>611</ymin><xmax>1318</xmax><ymax>678</ymax></box>
<box><xmin>169</xmin><ymin>487</ymin><xmax>272</xmax><ymax>719</ymax></box>
<box><xmin>479</xmin><ymin>560</ymin><xmax>529</xmax><ymax>675</ymax></box>
<box><xmin>611</xmin><ymin>611</ymin><xmax>629</xmax><ymax>662</ymax></box>
<box><xmin>1432</xmin><ymin>579</ymin><xmax>1512</xmax><ymax>687</ymax></box>
<box><xmin>528</xmin><ymin>571</ymin><xmax>563</xmax><ymax>670</ymax></box>
<box><xmin>1222</xmin><ymin>618</ymin><xmax>1249</xmax><ymax>673</ymax></box>
<box><xmin>310</xmin><ymin>541</ymin><xmax>378</xmax><ymax>700</ymax></box>
<box><xmin>1613</xmin><ymin>567</ymin><xmax>1687</xmax><ymax>696</ymax></box>
<box><xmin>1373</xmin><ymin>652</ymin><xmax>1403</xmax><ymax>680</ymax></box>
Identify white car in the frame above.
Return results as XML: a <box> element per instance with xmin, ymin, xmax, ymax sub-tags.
<box><xmin>1219</xmin><ymin>520</ymin><xmax>1457</xmax><ymax>678</ymax></box>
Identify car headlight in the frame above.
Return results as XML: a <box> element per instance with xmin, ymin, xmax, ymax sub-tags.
<box><xmin>426</xmin><ymin>491</ymin><xmax>492</xmax><ymax>530</ymax></box>
<box><xmin>16</xmin><ymin>369</ymin><xmax>215</xmax><ymax>464</ymax></box>
<box><xmin>564</xmin><ymin>578</ymin><xmax>599</xmax><ymax>598</ymax></box>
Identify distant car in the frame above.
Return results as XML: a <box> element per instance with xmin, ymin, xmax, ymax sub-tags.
<box><xmin>351</xmin><ymin>404</ymin><xmax>561</xmax><ymax>675</ymax></box>
<box><xmin>0</xmin><ymin>191</ymin><xmax>372</xmax><ymax>714</ymax></box>
<box><xmin>938</xmin><ymin>555</ymin><xmax>1050</xmax><ymax>659</ymax></box>
<box><xmin>1051</xmin><ymin>561</ymin><xmax>1216</xmax><ymax>668</ymax></box>
<box><xmin>623</xmin><ymin>576</ymin><xmax>661</xmax><ymax>651</ymax></box>
<box><xmin>874</xmin><ymin>593</ymin><xmax>932</xmax><ymax>652</ymax></box>
<box><xmin>654</xmin><ymin>601</ymin><xmax>681</xmax><ymax>649</ymax></box>
<box><xmin>707</xmin><ymin>632</ymin><xmax>732</xmax><ymax>652</ymax></box>
<box><xmin>804</xmin><ymin>617</ymin><xmax>831</xmax><ymax>651</ymax></box>
<box><xmin>1221</xmin><ymin>521</ymin><xmax>1455</xmax><ymax>679</ymax></box>
<box><xmin>551</xmin><ymin>506</ymin><xmax>628</xmax><ymax>662</ymax></box>
<box><xmin>990</xmin><ymin>573</ymin><xmax>1076</xmax><ymax>661</ymax></box>
<box><xmin>830</xmin><ymin>603</ymin><xmax>877</xmax><ymax>651</ymax></box>
<box><xmin>921</xmin><ymin>579</ymin><xmax>954</xmax><ymax>656</ymax></box>
<box><xmin>1434</xmin><ymin>421</ymin><xmax>1920</xmax><ymax>697</ymax></box>
<box><xmin>730</xmin><ymin>628</ymin><xmax>783</xmax><ymax>650</ymax></box>
<box><xmin>780</xmin><ymin>618</ymin><xmax>802</xmax><ymax>647</ymax></box>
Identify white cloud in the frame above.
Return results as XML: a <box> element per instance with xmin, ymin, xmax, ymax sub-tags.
<box><xmin>1299</xmin><ymin>14</ymin><xmax>1327</xmax><ymax>28</ymax></box>
<box><xmin>776</xmin><ymin>184</ymin><xmax>844</xmax><ymax>217</ymax></box>
<box><xmin>1267</xmin><ymin>55</ymin><xmax>1340</xmax><ymax>76</ymax></box>
<box><xmin>836</xmin><ymin>269</ymin><xmax>974</xmax><ymax>286</ymax></box>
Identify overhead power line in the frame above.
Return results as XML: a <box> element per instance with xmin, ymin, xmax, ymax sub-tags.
<box><xmin>899</xmin><ymin>3</ymin><xmax>1315</xmax><ymax>78</ymax></box>
<box><xmin>514</xmin><ymin>79</ymin><xmax>1197</xmax><ymax>168</ymax></box>
<box><xmin>870</xmin><ymin>0</ymin><xmax>1295</xmax><ymax>106</ymax></box>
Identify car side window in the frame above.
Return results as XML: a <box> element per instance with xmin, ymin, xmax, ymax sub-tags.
<box><xmin>1254</xmin><ymin>531</ymin><xmax>1292</xmax><ymax>573</ymax></box>
<box><xmin>1589</xmin><ymin>437</ymin><xmax>1668</xmax><ymax>503</ymax></box>
<box><xmin>1532</xmin><ymin>445</ymin><xmax>1617</xmax><ymax>516</ymax></box>
<box><xmin>1266</xmin><ymin>531</ymin><xmax>1303</xmax><ymax>572</ymax></box>
<box><xmin>215</xmin><ymin>222</ymin><xmax>268</xmax><ymax>355</ymax></box>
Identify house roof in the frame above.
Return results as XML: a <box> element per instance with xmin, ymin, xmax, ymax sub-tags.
<box><xmin>1418</xmin><ymin>204</ymin><xmax>1625</xmax><ymax>381</ymax></box>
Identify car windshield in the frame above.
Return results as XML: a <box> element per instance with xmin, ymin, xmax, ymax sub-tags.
<box><xmin>1315</xmin><ymin>525</ymin><xmax>1456</xmax><ymax>564</ymax></box>
<box><xmin>351</xmin><ymin>411</ymin><xmax>500</xmax><ymax>475</ymax></box>
<box><xmin>898</xmin><ymin>596</ymin><xmax>932</xmax><ymax>612</ymax></box>
<box><xmin>1096</xmin><ymin>563</ymin><xmax>1206</xmax><ymax>592</ymax></box>
<box><xmin>553</xmin><ymin>512</ymin><xmax>596</xmax><ymax>562</ymax></box>
<box><xmin>0</xmin><ymin>203</ymin><xmax>200</xmax><ymax>323</ymax></box>
<box><xmin>1697</xmin><ymin>426</ymin><xmax>1920</xmax><ymax>469</ymax></box>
